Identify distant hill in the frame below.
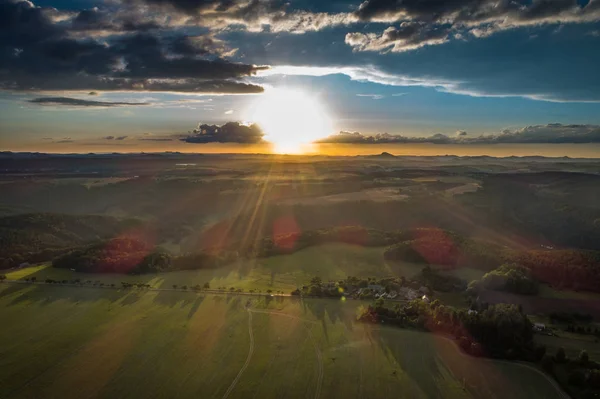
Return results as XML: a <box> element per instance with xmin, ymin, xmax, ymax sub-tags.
<box><xmin>0</xmin><ymin>213</ymin><xmax>140</xmax><ymax>269</ymax></box>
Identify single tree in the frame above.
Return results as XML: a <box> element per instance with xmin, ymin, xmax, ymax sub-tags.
<box><xmin>203</xmin><ymin>282</ymin><xmax>210</xmax><ymax>289</ymax></box>
<box><xmin>173</xmin><ymin>284</ymin><xmax>178</xmax><ymax>289</ymax></box>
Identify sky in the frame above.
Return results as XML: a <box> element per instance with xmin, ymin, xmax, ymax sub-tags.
<box><xmin>1</xmin><ymin>0</ymin><xmax>600</xmax><ymax>156</ymax></box>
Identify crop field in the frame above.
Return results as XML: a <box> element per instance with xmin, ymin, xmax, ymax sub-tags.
<box><xmin>0</xmin><ymin>283</ymin><xmax>565</xmax><ymax>399</ymax></box>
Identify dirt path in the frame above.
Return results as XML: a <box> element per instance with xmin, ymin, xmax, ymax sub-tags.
<box><xmin>304</xmin><ymin>325</ymin><xmax>324</xmax><ymax>399</ymax></box>
<box><xmin>222</xmin><ymin>310</ymin><xmax>255</xmax><ymax>399</ymax></box>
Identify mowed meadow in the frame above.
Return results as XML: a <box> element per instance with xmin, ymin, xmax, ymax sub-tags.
<box><xmin>0</xmin><ymin>282</ymin><xmax>564</xmax><ymax>399</ymax></box>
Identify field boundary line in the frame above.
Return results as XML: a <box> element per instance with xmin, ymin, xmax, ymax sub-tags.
<box><xmin>222</xmin><ymin>309</ymin><xmax>255</xmax><ymax>399</ymax></box>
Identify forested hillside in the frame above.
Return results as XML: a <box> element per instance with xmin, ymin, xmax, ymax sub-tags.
<box><xmin>0</xmin><ymin>213</ymin><xmax>139</xmax><ymax>269</ymax></box>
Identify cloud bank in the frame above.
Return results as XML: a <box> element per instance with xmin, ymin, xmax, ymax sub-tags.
<box><xmin>318</xmin><ymin>124</ymin><xmax>600</xmax><ymax>145</ymax></box>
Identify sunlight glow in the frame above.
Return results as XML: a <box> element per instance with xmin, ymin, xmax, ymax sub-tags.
<box><xmin>246</xmin><ymin>88</ymin><xmax>333</xmax><ymax>154</ymax></box>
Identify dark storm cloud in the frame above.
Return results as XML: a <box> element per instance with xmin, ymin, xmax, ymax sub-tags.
<box><xmin>0</xmin><ymin>0</ymin><xmax>267</xmax><ymax>94</ymax></box>
<box><xmin>319</xmin><ymin>124</ymin><xmax>600</xmax><ymax>144</ymax></box>
<box><xmin>111</xmin><ymin>33</ymin><xmax>266</xmax><ymax>80</ymax></box>
<box><xmin>28</xmin><ymin>97</ymin><xmax>151</xmax><ymax>107</ymax></box>
<box><xmin>182</xmin><ymin>122</ymin><xmax>265</xmax><ymax>143</ymax></box>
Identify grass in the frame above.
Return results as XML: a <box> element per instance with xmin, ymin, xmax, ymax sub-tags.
<box><xmin>0</xmin><ymin>283</ymin><xmax>566</xmax><ymax>399</ymax></box>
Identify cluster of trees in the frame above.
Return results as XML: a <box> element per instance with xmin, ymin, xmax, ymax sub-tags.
<box><xmin>470</xmin><ymin>264</ymin><xmax>539</xmax><ymax>295</ymax></box>
<box><xmin>419</xmin><ymin>266</ymin><xmax>467</xmax><ymax>292</ymax></box>
<box><xmin>358</xmin><ymin>299</ymin><xmax>536</xmax><ymax>360</ymax></box>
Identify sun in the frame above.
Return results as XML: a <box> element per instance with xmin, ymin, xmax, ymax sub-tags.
<box><xmin>247</xmin><ymin>88</ymin><xmax>333</xmax><ymax>154</ymax></box>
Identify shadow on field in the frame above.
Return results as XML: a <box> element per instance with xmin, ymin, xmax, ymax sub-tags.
<box><xmin>153</xmin><ymin>290</ymin><xmax>197</xmax><ymax>308</ymax></box>
<box><xmin>120</xmin><ymin>291</ymin><xmax>143</xmax><ymax>306</ymax></box>
<box><xmin>0</xmin><ymin>283</ymin><xmax>30</xmax><ymax>301</ymax></box>
<box><xmin>303</xmin><ymin>299</ymin><xmax>330</xmax><ymax>343</ymax></box>
<box><xmin>187</xmin><ymin>295</ymin><xmax>205</xmax><ymax>319</ymax></box>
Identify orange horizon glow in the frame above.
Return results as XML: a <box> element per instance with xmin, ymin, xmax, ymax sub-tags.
<box><xmin>4</xmin><ymin>141</ymin><xmax>600</xmax><ymax>158</ymax></box>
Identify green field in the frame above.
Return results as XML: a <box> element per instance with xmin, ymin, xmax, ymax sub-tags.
<box><xmin>0</xmin><ymin>283</ymin><xmax>566</xmax><ymax>399</ymax></box>
<box><xmin>4</xmin><ymin>244</ymin><xmax>426</xmax><ymax>293</ymax></box>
